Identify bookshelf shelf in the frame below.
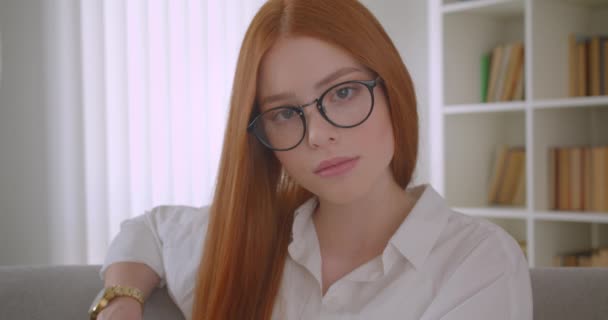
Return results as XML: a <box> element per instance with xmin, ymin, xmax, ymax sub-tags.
<box><xmin>534</xmin><ymin>212</ymin><xmax>608</xmax><ymax>224</ymax></box>
<box><xmin>443</xmin><ymin>0</ymin><xmax>524</xmax><ymax>17</ymax></box>
<box><xmin>532</xmin><ymin>96</ymin><xmax>608</xmax><ymax>110</ymax></box>
<box><xmin>431</xmin><ymin>0</ymin><xmax>608</xmax><ymax>268</ymax></box>
<box><xmin>444</xmin><ymin>102</ymin><xmax>526</xmax><ymax>114</ymax></box>
<box><xmin>560</xmin><ymin>0</ymin><xmax>608</xmax><ymax>8</ymax></box>
<box><xmin>454</xmin><ymin>207</ymin><xmax>529</xmax><ymax>219</ymax></box>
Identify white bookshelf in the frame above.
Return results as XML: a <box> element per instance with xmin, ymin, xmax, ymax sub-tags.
<box><xmin>430</xmin><ymin>0</ymin><xmax>608</xmax><ymax>268</ymax></box>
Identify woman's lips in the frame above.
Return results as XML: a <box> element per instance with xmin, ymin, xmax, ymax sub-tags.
<box><xmin>314</xmin><ymin>157</ymin><xmax>360</xmax><ymax>177</ymax></box>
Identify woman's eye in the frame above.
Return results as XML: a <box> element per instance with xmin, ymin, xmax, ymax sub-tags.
<box><xmin>333</xmin><ymin>86</ymin><xmax>357</xmax><ymax>101</ymax></box>
<box><xmin>272</xmin><ymin>108</ymin><xmax>296</xmax><ymax>121</ymax></box>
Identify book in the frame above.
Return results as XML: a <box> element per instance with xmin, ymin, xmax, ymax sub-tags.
<box><xmin>603</xmin><ymin>39</ymin><xmax>608</xmax><ymax>95</ymax></box>
<box><xmin>558</xmin><ymin>148</ymin><xmax>571</xmax><ymax>210</ymax></box>
<box><xmin>488</xmin><ymin>145</ymin><xmax>510</xmax><ymax>204</ymax></box>
<box><xmin>550</xmin><ymin>146</ymin><xmax>608</xmax><ymax>212</ymax></box>
<box><xmin>498</xmin><ymin>147</ymin><xmax>525</xmax><ymax>205</ymax></box>
<box><xmin>583</xmin><ymin>147</ymin><xmax>593</xmax><ymax>211</ymax></box>
<box><xmin>512</xmin><ymin>156</ymin><xmax>526</xmax><ymax>207</ymax></box>
<box><xmin>569</xmin><ymin>34</ymin><xmax>577</xmax><ymax>97</ymax></box>
<box><xmin>488</xmin><ymin>145</ymin><xmax>526</xmax><ymax>206</ymax></box>
<box><xmin>496</xmin><ymin>149</ymin><xmax>516</xmax><ymax>204</ymax></box>
<box><xmin>487</xmin><ymin>45</ymin><xmax>504</xmax><ymax>103</ymax></box>
<box><xmin>553</xmin><ymin>247</ymin><xmax>608</xmax><ymax>267</ymax></box>
<box><xmin>494</xmin><ymin>43</ymin><xmax>512</xmax><ymax>102</ymax></box>
<box><xmin>604</xmin><ymin>146</ymin><xmax>608</xmax><ymax>212</ymax></box>
<box><xmin>595</xmin><ymin>248</ymin><xmax>608</xmax><ymax>266</ymax></box>
<box><xmin>569</xmin><ymin>34</ymin><xmax>590</xmax><ymax>97</ymax></box>
<box><xmin>512</xmin><ymin>61</ymin><xmax>525</xmax><ymax>100</ymax></box>
<box><xmin>481</xmin><ymin>52</ymin><xmax>491</xmax><ymax>102</ymax></box>
<box><xmin>591</xmin><ymin>146</ymin><xmax>606</xmax><ymax>212</ymax></box>
<box><xmin>501</xmin><ymin>42</ymin><xmax>524</xmax><ymax>101</ymax></box>
<box><xmin>548</xmin><ymin>148</ymin><xmax>557</xmax><ymax>209</ymax></box>
<box><xmin>590</xmin><ymin>36</ymin><xmax>601</xmax><ymax>96</ymax></box>
<box><xmin>577</xmin><ymin>37</ymin><xmax>588</xmax><ymax>96</ymax></box>
<box><xmin>569</xmin><ymin>34</ymin><xmax>608</xmax><ymax>97</ymax></box>
<box><xmin>569</xmin><ymin>147</ymin><xmax>584</xmax><ymax>211</ymax></box>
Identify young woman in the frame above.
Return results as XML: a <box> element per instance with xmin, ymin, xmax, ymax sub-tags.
<box><xmin>93</xmin><ymin>1</ymin><xmax>533</xmax><ymax>319</ymax></box>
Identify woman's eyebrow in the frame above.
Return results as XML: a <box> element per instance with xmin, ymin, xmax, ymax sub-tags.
<box><xmin>314</xmin><ymin>66</ymin><xmax>363</xmax><ymax>90</ymax></box>
<box><xmin>259</xmin><ymin>66</ymin><xmax>364</xmax><ymax>107</ymax></box>
<box><xmin>259</xmin><ymin>92</ymin><xmax>296</xmax><ymax>108</ymax></box>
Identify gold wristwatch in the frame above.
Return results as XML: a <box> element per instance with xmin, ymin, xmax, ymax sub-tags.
<box><xmin>88</xmin><ymin>285</ymin><xmax>145</xmax><ymax>319</ymax></box>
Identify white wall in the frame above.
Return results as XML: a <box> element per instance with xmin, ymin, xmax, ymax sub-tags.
<box><xmin>0</xmin><ymin>0</ymin><xmax>430</xmax><ymax>266</ymax></box>
<box><xmin>0</xmin><ymin>0</ymin><xmax>52</xmax><ymax>265</ymax></box>
<box><xmin>0</xmin><ymin>0</ymin><xmax>85</xmax><ymax>266</ymax></box>
<box><xmin>361</xmin><ymin>0</ymin><xmax>430</xmax><ymax>186</ymax></box>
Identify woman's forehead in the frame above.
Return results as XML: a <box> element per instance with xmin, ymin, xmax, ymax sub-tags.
<box><xmin>256</xmin><ymin>36</ymin><xmax>369</xmax><ymax>106</ymax></box>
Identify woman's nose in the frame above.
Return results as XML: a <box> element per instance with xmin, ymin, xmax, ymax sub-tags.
<box><xmin>305</xmin><ymin>106</ymin><xmax>339</xmax><ymax>149</ymax></box>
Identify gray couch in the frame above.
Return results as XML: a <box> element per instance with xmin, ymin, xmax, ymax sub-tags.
<box><xmin>0</xmin><ymin>265</ymin><xmax>607</xmax><ymax>320</ymax></box>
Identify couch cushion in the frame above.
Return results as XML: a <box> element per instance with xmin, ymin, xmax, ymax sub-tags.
<box><xmin>2</xmin><ymin>265</ymin><xmax>608</xmax><ymax>319</ymax></box>
<box><xmin>531</xmin><ymin>267</ymin><xmax>608</xmax><ymax>320</ymax></box>
<box><xmin>0</xmin><ymin>265</ymin><xmax>184</xmax><ymax>320</ymax></box>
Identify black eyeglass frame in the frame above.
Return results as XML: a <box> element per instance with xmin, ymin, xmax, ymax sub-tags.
<box><xmin>247</xmin><ymin>77</ymin><xmax>382</xmax><ymax>151</ymax></box>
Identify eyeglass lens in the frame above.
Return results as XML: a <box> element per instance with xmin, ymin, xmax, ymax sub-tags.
<box><xmin>252</xmin><ymin>81</ymin><xmax>374</xmax><ymax>150</ymax></box>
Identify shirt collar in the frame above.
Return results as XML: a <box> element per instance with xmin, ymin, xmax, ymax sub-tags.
<box><xmin>287</xmin><ymin>183</ymin><xmax>452</xmax><ymax>275</ymax></box>
<box><xmin>387</xmin><ymin>183</ymin><xmax>451</xmax><ymax>270</ymax></box>
<box><xmin>287</xmin><ymin>196</ymin><xmax>322</xmax><ymax>284</ymax></box>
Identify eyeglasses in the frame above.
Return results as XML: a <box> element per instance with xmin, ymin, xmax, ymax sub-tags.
<box><xmin>247</xmin><ymin>77</ymin><xmax>381</xmax><ymax>151</ymax></box>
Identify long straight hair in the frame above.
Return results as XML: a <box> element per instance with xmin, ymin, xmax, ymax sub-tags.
<box><xmin>192</xmin><ymin>1</ymin><xmax>419</xmax><ymax>319</ymax></box>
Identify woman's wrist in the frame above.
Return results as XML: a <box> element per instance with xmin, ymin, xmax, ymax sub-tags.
<box><xmin>98</xmin><ymin>297</ymin><xmax>143</xmax><ymax>320</ymax></box>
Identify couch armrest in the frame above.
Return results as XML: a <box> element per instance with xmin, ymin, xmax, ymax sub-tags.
<box><xmin>531</xmin><ymin>267</ymin><xmax>608</xmax><ymax>320</ymax></box>
<box><xmin>0</xmin><ymin>265</ymin><xmax>184</xmax><ymax>320</ymax></box>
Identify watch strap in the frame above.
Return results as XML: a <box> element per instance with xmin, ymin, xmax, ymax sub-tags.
<box><xmin>106</xmin><ymin>285</ymin><xmax>145</xmax><ymax>305</ymax></box>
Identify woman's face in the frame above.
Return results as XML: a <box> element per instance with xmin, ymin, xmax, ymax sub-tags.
<box><xmin>256</xmin><ymin>36</ymin><xmax>396</xmax><ymax>204</ymax></box>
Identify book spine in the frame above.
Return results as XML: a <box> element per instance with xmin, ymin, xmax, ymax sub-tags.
<box><xmin>569</xmin><ymin>34</ymin><xmax>578</xmax><ymax>97</ymax></box>
<box><xmin>604</xmin><ymin>146</ymin><xmax>608</xmax><ymax>212</ymax></box>
<box><xmin>495</xmin><ymin>43</ymin><xmax>512</xmax><ymax>102</ymax></box>
<box><xmin>592</xmin><ymin>147</ymin><xmax>606</xmax><ymax>212</ymax></box>
<box><xmin>548</xmin><ymin>148</ymin><xmax>557</xmax><ymax>210</ymax></box>
<box><xmin>583</xmin><ymin>147</ymin><xmax>593</xmax><ymax>211</ymax></box>
<box><xmin>558</xmin><ymin>148</ymin><xmax>571</xmax><ymax>210</ymax></box>
<box><xmin>481</xmin><ymin>53</ymin><xmax>491</xmax><ymax>102</ymax></box>
<box><xmin>603</xmin><ymin>39</ymin><xmax>608</xmax><ymax>95</ymax></box>
<box><xmin>570</xmin><ymin>147</ymin><xmax>583</xmax><ymax>211</ymax></box>
<box><xmin>501</xmin><ymin>43</ymin><xmax>517</xmax><ymax>101</ymax></box>
<box><xmin>488</xmin><ymin>145</ymin><xmax>510</xmax><ymax>205</ymax></box>
<box><xmin>487</xmin><ymin>45</ymin><xmax>504</xmax><ymax>103</ymax></box>
<box><xmin>577</xmin><ymin>38</ymin><xmax>588</xmax><ymax>96</ymax></box>
<box><xmin>590</xmin><ymin>36</ymin><xmax>601</xmax><ymax>96</ymax></box>
<box><xmin>588</xmin><ymin>36</ymin><xmax>600</xmax><ymax>96</ymax></box>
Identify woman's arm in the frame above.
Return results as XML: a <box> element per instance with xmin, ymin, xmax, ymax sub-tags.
<box><xmin>96</xmin><ymin>207</ymin><xmax>170</xmax><ymax>319</ymax></box>
<box><xmin>98</xmin><ymin>262</ymin><xmax>161</xmax><ymax>319</ymax></box>
<box><xmin>96</xmin><ymin>205</ymin><xmax>209</xmax><ymax>319</ymax></box>
<box><xmin>99</xmin><ymin>208</ymin><xmax>170</xmax><ymax>288</ymax></box>
<box><xmin>103</xmin><ymin>261</ymin><xmax>161</xmax><ymax>299</ymax></box>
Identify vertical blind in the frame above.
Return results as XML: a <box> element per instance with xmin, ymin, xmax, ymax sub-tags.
<box><xmin>80</xmin><ymin>0</ymin><xmax>265</xmax><ymax>263</ymax></box>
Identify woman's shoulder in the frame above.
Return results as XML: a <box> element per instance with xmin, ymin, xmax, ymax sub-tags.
<box><xmin>420</xmin><ymin>210</ymin><xmax>532</xmax><ymax>319</ymax></box>
<box><xmin>142</xmin><ymin>204</ymin><xmax>212</xmax><ymax>246</ymax></box>
<box><xmin>436</xmin><ymin>209</ymin><xmax>527</xmax><ymax>277</ymax></box>
<box><xmin>146</xmin><ymin>204</ymin><xmax>211</xmax><ymax>225</ymax></box>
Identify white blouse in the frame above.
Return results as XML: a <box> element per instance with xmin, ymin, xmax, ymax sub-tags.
<box><xmin>100</xmin><ymin>184</ymin><xmax>533</xmax><ymax>319</ymax></box>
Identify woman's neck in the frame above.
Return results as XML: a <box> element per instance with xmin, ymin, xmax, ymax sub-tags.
<box><xmin>312</xmin><ymin>172</ymin><xmax>418</xmax><ymax>260</ymax></box>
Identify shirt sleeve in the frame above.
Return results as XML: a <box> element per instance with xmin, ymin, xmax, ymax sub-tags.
<box><xmin>98</xmin><ymin>207</ymin><xmax>169</xmax><ymax>288</ymax></box>
<box><xmin>421</xmin><ymin>227</ymin><xmax>533</xmax><ymax>320</ymax></box>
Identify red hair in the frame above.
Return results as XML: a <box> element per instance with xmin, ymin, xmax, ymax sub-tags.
<box><xmin>192</xmin><ymin>1</ymin><xmax>418</xmax><ymax>319</ymax></box>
